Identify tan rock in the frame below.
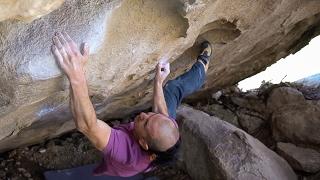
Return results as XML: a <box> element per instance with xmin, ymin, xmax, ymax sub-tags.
<box><xmin>0</xmin><ymin>0</ymin><xmax>64</xmax><ymax>22</ymax></box>
<box><xmin>269</xmin><ymin>87</ymin><xmax>320</xmax><ymax>146</ymax></box>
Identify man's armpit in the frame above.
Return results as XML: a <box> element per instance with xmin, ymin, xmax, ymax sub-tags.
<box><xmin>83</xmin><ymin>119</ymin><xmax>112</xmax><ymax>151</ymax></box>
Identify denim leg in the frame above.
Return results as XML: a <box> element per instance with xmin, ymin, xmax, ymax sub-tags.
<box><xmin>164</xmin><ymin>61</ymin><xmax>206</xmax><ymax>119</ymax></box>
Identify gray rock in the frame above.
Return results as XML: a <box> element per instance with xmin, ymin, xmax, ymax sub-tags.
<box><xmin>269</xmin><ymin>87</ymin><xmax>320</xmax><ymax>146</ymax></box>
<box><xmin>267</xmin><ymin>87</ymin><xmax>306</xmax><ymax>112</ymax></box>
<box><xmin>277</xmin><ymin>142</ymin><xmax>320</xmax><ymax>173</ymax></box>
<box><xmin>199</xmin><ymin>104</ymin><xmax>240</xmax><ymax>128</ymax></box>
<box><xmin>236</xmin><ymin>108</ymin><xmax>265</xmax><ymax>134</ymax></box>
<box><xmin>177</xmin><ymin>105</ymin><xmax>297</xmax><ymax>180</ymax></box>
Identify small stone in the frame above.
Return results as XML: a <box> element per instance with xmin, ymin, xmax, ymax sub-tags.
<box><xmin>18</xmin><ymin>168</ymin><xmax>26</xmax><ymax>173</ymax></box>
<box><xmin>39</xmin><ymin>148</ymin><xmax>46</xmax><ymax>153</ymax></box>
<box><xmin>23</xmin><ymin>172</ymin><xmax>31</xmax><ymax>178</ymax></box>
<box><xmin>16</xmin><ymin>161</ymin><xmax>21</xmax><ymax>165</ymax></box>
<box><xmin>212</xmin><ymin>90</ymin><xmax>222</xmax><ymax>101</ymax></box>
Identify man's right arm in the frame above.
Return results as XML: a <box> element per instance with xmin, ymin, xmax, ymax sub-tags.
<box><xmin>153</xmin><ymin>60</ymin><xmax>170</xmax><ymax>116</ymax></box>
<box><xmin>52</xmin><ymin>32</ymin><xmax>111</xmax><ymax>151</ymax></box>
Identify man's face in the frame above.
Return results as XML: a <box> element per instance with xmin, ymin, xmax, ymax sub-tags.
<box><xmin>133</xmin><ymin>112</ymin><xmax>176</xmax><ymax>150</ymax></box>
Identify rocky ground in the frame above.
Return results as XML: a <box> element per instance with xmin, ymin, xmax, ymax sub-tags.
<box><xmin>0</xmin><ymin>82</ymin><xmax>319</xmax><ymax>180</ymax></box>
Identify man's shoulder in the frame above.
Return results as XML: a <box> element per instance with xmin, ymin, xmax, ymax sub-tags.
<box><xmin>105</xmin><ymin>121</ymin><xmax>150</xmax><ymax>165</ymax></box>
<box><xmin>112</xmin><ymin>121</ymin><xmax>134</xmax><ymax>131</ymax></box>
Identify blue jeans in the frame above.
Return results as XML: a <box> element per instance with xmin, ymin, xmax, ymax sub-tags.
<box><xmin>164</xmin><ymin>61</ymin><xmax>206</xmax><ymax>119</ymax></box>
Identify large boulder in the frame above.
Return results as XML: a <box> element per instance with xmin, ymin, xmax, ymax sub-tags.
<box><xmin>1</xmin><ymin>0</ymin><xmax>320</xmax><ymax>152</ymax></box>
<box><xmin>268</xmin><ymin>87</ymin><xmax>320</xmax><ymax>147</ymax></box>
<box><xmin>177</xmin><ymin>105</ymin><xmax>297</xmax><ymax>180</ymax></box>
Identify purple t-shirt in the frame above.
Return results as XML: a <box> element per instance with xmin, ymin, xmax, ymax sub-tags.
<box><xmin>93</xmin><ymin>122</ymin><xmax>152</xmax><ymax>177</ymax></box>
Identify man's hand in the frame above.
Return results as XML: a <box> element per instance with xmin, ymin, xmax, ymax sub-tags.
<box><xmin>155</xmin><ymin>58</ymin><xmax>170</xmax><ymax>85</ymax></box>
<box><xmin>51</xmin><ymin>32</ymin><xmax>89</xmax><ymax>84</ymax></box>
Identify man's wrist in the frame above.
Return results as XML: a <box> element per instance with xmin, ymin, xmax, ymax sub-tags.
<box><xmin>154</xmin><ymin>79</ymin><xmax>164</xmax><ymax>87</ymax></box>
<box><xmin>69</xmin><ymin>74</ymin><xmax>87</xmax><ymax>87</ymax></box>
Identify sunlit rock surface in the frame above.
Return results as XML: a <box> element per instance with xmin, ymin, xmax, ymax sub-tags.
<box><xmin>0</xmin><ymin>0</ymin><xmax>320</xmax><ymax>152</ymax></box>
<box><xmin>0</xmin><ymin>0</ymin><xmax>64</xmax><ymax>22</ymax></box>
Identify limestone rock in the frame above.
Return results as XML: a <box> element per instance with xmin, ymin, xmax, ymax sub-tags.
<box><xmin>0</xmin><ymin>0</ymin><xmax>64</xmax><ymax>22</ymax></box>
<box><xmin>277</xmin><ymin>142</ymin><xmax>320</xmax><ymax>173</ymax></box>
<box><xmin>0</xmin><ymin>0</ymin><xmax>320</xmax><ymax>152</ymax></box>
<box><xmin>269</xmin><ymin>87</ymin><xmax>320</xmax><ymax>147</ymax></box>
<box><xmin>177</xmin><ymin>105</ymin><xmax>297</xmax><ymax>180</ymax></box>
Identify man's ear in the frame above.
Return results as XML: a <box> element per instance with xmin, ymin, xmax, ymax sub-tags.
<box><xmin>138</xmin><ymin>138</ymin><xmax>149</xmax><ymax>150</ymax></box>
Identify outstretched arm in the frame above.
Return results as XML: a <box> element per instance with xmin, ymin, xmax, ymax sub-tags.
<box><xmin>153</xmin><ymin>59</ymin><xmax>170</xmax><ymax>116</ymax></box>
<box><xmin>51</xmin><ymin>32</ymin><xmax>111</xmax><ymax>151</ymax></box>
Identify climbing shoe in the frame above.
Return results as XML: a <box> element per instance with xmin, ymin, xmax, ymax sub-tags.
<box><xmin>197</xmin><ymin>41</ymin><xmax>212</xmax><ymax>65</ymax></box>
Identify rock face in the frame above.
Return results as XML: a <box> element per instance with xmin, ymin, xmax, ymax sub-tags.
<box><xmin>177</xmin><ymin>105</ymin><xmax>297</xmax><ymax>180</ymax></box>
<box><xmin>0</xmin><ymin>0</ymin><xmax>64</xmax><ymax>22</ymax></box>
<box><xmin>269</xmin><ymin>87</ymin><xmax>320</xmax><ymax>147</ymax></box>
<box><xmin>277</xmin><ymin>142</ymin><xmax>320</xmax><ymax>173</ymax></box>
<box><xmin>1</xmin><ymin>0</ymin><xmax>320</xmax><ymax>152</ymax></box>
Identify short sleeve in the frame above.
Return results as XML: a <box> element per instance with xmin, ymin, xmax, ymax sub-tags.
<box><xmin>94</xmin><ymin>125</ymin><xmax>151</xmax><ymax>177</ymax></box>
<box><xmin>103</xmin><ymin>128</ymin><xmax>134</xmax><ymax>164</ymax></box>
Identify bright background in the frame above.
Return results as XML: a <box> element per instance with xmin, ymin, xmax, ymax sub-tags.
<box><xmin>238</xmin><ymin>35</ymin><xmax>320</xmax><ymax>91</ymax></box>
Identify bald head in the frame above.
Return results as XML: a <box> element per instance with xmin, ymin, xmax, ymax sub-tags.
<box><xmin>133</xmin><ymin>112</ymin><xmax>180</xmax><ymax>152</ymax></box>
<box><xmin>147</xmin><ymin>115</ymin><xmax>180</xmax><ymax>152</ymax></box>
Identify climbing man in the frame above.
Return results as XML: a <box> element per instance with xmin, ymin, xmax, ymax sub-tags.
<box><xmin>51</xmin><ymin>32</ymin><xmax>212</xmax><ymax>177</ymax></box>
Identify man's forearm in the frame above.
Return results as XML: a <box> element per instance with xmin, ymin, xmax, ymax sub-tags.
<box><xmin>69</xmin><ymin>77</ymin><xmax>97</xmax><ymax>132</ymax></box>
<box><xmin>153</xmin><ymin>80</ymin><xmax>169</xmax><ymax>116</ymax></box>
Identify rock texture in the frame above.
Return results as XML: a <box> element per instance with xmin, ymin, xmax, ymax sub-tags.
<box><xmin>0</xmin><ymin>0</ymin><xmax>320</xmax><ymax>152</ymax></box>
<box><xmin>0</xmin><ymin>0</ymin><xmax>64</xmax><ymax>22</ymax></box>
<box><xmin>277</xmin><ymin>142</ymin><xmax>320</xmax><ymax>173</ymax></box>
<box><xmin>177</xmin><ymin>105</ymin><xmax>297</xmax><ymax>180</ymax></box>
<box><xmin>269</xmin><ymin>87</ymin><xmax>320</xmax><ymax>147</ymax></box>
